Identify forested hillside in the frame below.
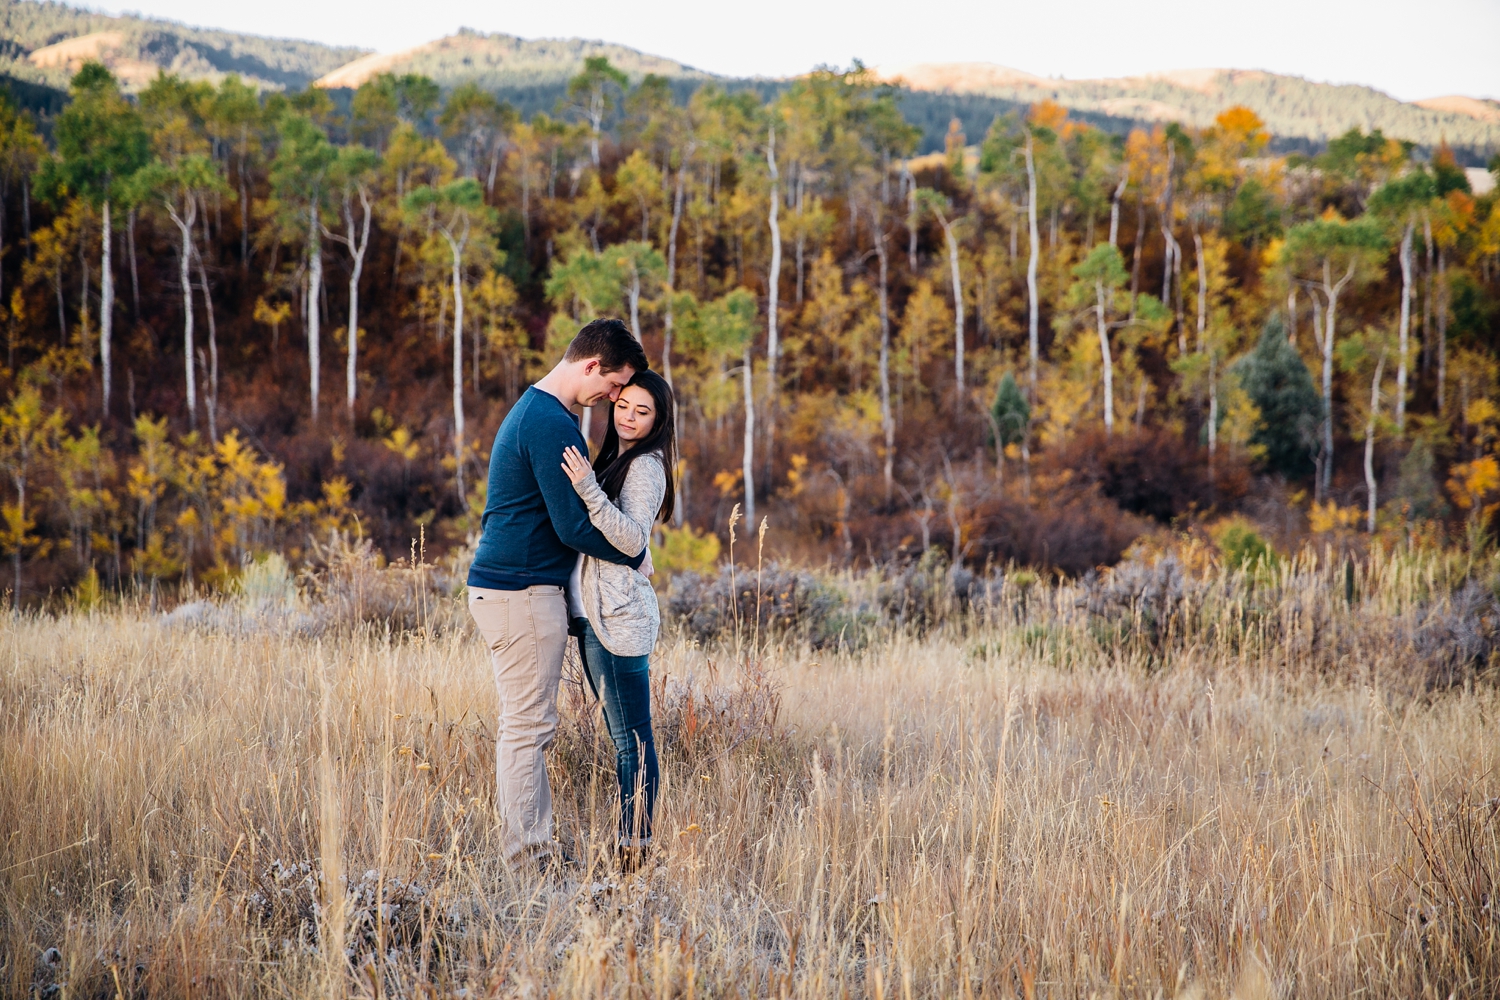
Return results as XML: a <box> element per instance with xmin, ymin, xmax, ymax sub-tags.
<box><xmin>0</xmin><ymin>53</ymin><xmax>1497</xmax><ymax>605</ymax></box>
<box><xmin>890</xmin><ymin>64</ymin><xmax>1500</xmax><ymax>158</ymax></box>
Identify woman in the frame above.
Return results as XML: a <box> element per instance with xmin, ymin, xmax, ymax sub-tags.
<box><xmin>559</xmin><ymin>369</ymin><xmax>675</xmax><ymax>867</ymax></box>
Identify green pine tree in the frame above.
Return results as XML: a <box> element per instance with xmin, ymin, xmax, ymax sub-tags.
<box><xmin>1232</xmin><ymin>314</ymin><xmax>1323</xmax><ymax>479</ymax></box>
<box><xmin>990</xmin><ymin>371</ymin><xmax>1030</xmax><ymax>451</ymax></box>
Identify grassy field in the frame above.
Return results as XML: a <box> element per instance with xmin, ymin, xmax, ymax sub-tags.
<box><xmin>2</xmin><ymin>546</ymin><xmax>1498</xmax><ymax>998</ymax></box>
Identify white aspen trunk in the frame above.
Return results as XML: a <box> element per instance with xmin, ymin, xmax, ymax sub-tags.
<box><xmin>196</xmin><ymin>247</ymin><xmax>219</xmax><ymax>443</ymax></box>
<box><xmin>174</xmin><ymin>209</ymin><xmax>196</xmax><ymax>422</ymax></box>
<box><xmin>1321</xmin><ymin>273</ymin><xmax>1335</xmax><ymax>500</ymax></box>
<box><xmin>101</xmin><ymin>199</ymin><xmax>113</xmax><ymax>414</ymax></box>
<box><xmin>1160</xmin><ymin>146</ymin><xmax>1177</xmax><ymax>309</ymax></box>
<box><xmin>664</xmin><ymin>160</ymin><xmax>687</xmax><ymax>527</ymax></box>
<box><xmin>448</xmin><ymin>223</ymin><xmax>469</xmax><ymax>497</ymax></box>
<box><xmin>1109</xmin><ymin>170</ymin><xmax>1127</xmax><ymax>247</ymax></box>
<box><xmin>1024</xmin><ymin>136</ymin><xmax>1039</xmax><ymax>402</ymax></box>
<box><xmin>1396</xmin><ymin>221</ymin><xmax>1412</xmax><ymax>433</ymax></box>
<box><xmin>1287</xmin><ymin>285</ymin><xmax>1297</xmax><ymax>344</ymax></box>
<box><xmin>628</xmin><ymin>264</ymin><xmax>641</xmax><ymax>341</ymax></box>
<box><xmin>11</xmin><ymin>468</ymin><xmax>23</xmax><ymax>606</ymax></box>
<box><xmin>1095</xmin><ymin>280</ymin><xmax>1113</xmax><ymax>436</ymax></box>
<box><xmin>239</xmin><ymin>139</ymin><xmax>250</xmax><ymax>272</ymax></box>
<box><xmin>1208</xmin><ymin>350</ymin><xmax>1218</xmax><ymax>469</ymax></box>
<box><xmin>589</xmin><ymin>95</ymin><xmax>603</xmax><ymax>170</ymax></box>
<box><xmin>346</xmin><ymin>186</ymin><xmax>371</xmax><ymax>415</ymax></box>
<box><xmin>168</xmin><ymin>199</ymin><xmax>197</xmax><ymax>423</ymax></box>
<box><xmin>942</xmin><ymin>214</ymin><xmax>965</xmax><ymax>399</ymax></box>
<box><xmin>1161</xmin><ymin>147</ymin><xmax>1184</xmax><ymax>352</ymax></box>
<box><xmin>663</xmin><ymin>157</ymin><xmax>687</xmax><ymax>387</ymax></box>
<box><xmin>765</xmin><ymin>125</ymin><xmax>782</xmax><ymax>486</ymax></box>
<box><xmin>307</xmin><ymin>201</ymin><xmax>322</xmax><ymax>422</ymax></box>
<box><xmin>1194</xmin><ymin>231</ymin><xmax>1207</xmax><ymax>353</ymax></box>
<box><xmin>127</xmin><ymin>208</ymin><xmax>140</xmax><ymax>317</ymax></box>
<box><xmin>78</xmin><ymin>216</ymin><xmax>90</xmax><ymax>364</ymax></box>
<box><xmin>1365</xmin><ymin>349</ymin><xmax>1385</xmax><ymax>533</ymax></box>
<box><xmin>1318</xmin><ymin>259</ymin><xmax>1357</xmax><ymax>499</ymax></box>
<box><xmin>1437</xmin><ymin>248</ymin><xmax>1448</xmax><ymax>415</ymax></box>
<box><xmin>871</xmin><ymin>205</ymin><xmax>894</xmax><ymax>502</ymax></box>
<box><xmin>741</xmin><ymin>338</ymin><xmax>755</xmax><ymax>525</ymax></box>
<box><xmin>487</xmin><ymin>137</ymin><xmax>502</xmax><ymax>195</ymax></box>
<box><xmin>1423</xmin><ymin>215</ymin><xmax>1433</xmax><ymax>373</ymax></box>
<box><xmin>1129</xmin><ymin>199</ymin><xmax>1145</xmax><ymax>317</ymax></box>
<box><xmin>906</xmin><ymin>174</ymin><xmax>918</xmax><ymax>271</ymax></box>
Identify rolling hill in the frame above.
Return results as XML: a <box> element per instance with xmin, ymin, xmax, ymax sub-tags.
<box><xmin>312</xmin><ymin>27</ymin><xmax>712</xmax><ymax>91</ymax></box>
<box><xmin>882</xmin><ymin>63</ymin><xmax>1500</xmax><ymax>154</ymax></box>
<box><xmin>0</xmin><ymin>0</ymin><xmax>363</xmax><ymax>92</ymax></box>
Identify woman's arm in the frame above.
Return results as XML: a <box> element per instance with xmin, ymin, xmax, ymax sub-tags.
<box><xmin>560</xmin><ymin>449</ymin><xmax>661</xmax><ymax>556</ymax></box>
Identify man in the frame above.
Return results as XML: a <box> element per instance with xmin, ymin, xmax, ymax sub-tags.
<box><xmin>468</xmin><ymin>318</ymin><xmax>651</xmax><ymax>867</ymax></box>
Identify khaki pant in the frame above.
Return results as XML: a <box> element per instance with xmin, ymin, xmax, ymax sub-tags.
<box><xmin>468</xmin><ymin>584</ymin><xmax>568</xmax><ymax>861</ymax></box>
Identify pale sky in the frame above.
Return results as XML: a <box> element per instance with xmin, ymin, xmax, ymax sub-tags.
<box><xmin>104</xmin><ymin>0</ymin><xmax>1499</xmax><ymax>102</ymax></box>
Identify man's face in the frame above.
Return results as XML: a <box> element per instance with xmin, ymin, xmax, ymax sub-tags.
<box><xmin>577</xmin><ymin>360</ymin><xmax>636</xmax><ymax>407</ymax></box>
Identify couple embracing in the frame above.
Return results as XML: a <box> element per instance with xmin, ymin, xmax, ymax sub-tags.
<box><xmin>466</xmin><ymin>318</ymin><xmax>675</xmax><ymax>873</ymax></box>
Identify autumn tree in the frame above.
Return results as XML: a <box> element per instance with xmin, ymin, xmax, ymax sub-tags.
<box><xmin>37</xmin><ymin>62</ymin><xmax>148</xmax><ymax>416</ymax></box>
<box><xmin>0</xmin><ymin>95</ymin><xmax>43</xmax><ymax>325</ymax></box>
<box><xmin>914</xmin><ymin>189</ymin><xmax>967</xmax><ymax>400</ymax></box>
<box><xmin>1067</xmin><ymin>244</ymin><xmax>1169</xmax><ymax>437</ymax></box>
<box><xmin>1368</xmin><ymin>167</ymin><xmax>1435</xmax><ymax>433</ymax></box>
<box><xmin>1280</xmin><ymin>214</ymin><xmax>1388</xmax><ymax>497</ymax></box>
<box><xmin>324</xmin><ymin>144</ymin><xmax>380</xmax><ymax>415</ymax></box>
<box><xmin>269</xmin><ymin>113</ymin><xmax>337</xmax><ymax>421</ymax></box>
<box><xmin>0</xmin><ymin>383</ymin><xmax>64</xmax><ymax>605</ymax></box>
<box><xmin>567</xmin><ymin>57</ymin><xmax>629</xmax><ymax>171</ymax></box>
<box><xmin>131</xmin><ymin>154</ymin><xmax>226</xmax><ymax>430</ymax></box>
<box><xmin>1337</xmin><ymin>325</ymin><xmax>1396</xmax><ymax>531</ymax></box>
<box><xmin>402</xmin><ymin>178</ymin><xmax>496</xmax><ymax>498</ymax></box>
<box><xmin>439</xmin><ymin>82</ymin><xmax>516</xmax><ymax>194</ymax></box>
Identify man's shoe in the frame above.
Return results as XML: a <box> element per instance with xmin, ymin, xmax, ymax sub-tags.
<box><xmin>513</xmin><ymin>844</ymin><xmax>578</xmax><ymax>880</ymax></box>
<box><xmin>617</xmin><ymin>841</ymin><xmax>652</xmax><ymax>874</ymax></box>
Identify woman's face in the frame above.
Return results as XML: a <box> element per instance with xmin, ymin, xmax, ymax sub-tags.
<box><xmin>613</xmin><ymin>384</ymin><xmax>656</xmax><ymax>443</ymax></box>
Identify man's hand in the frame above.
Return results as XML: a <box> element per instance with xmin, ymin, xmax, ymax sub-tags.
<box><xmin>638</xmin><ymin>548</ymin><xmax>655</xmax><ymax>579</ymax></box>
<box><xmin>560</xmin><ymin>445</ymin><xmax>592</xmax><ymax>485</ymax></box>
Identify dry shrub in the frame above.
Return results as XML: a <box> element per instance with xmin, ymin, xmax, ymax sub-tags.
<box><xmin>667</xmin><ymin>563</ymin><xmax>855</xmax><ymax>648</ymax></box>
<box><xmin>968</xmin><ymin>479</ymin><xmax>1150</xmax><ymax>575</ymax></box>
<box><xmin>1075</xmin><ymin>541</ymin><xmax>1500</xmax><ymax>690</ymax></box>
<box><xmin>1398</xmin><ymin>776</ymin><xmax>1500</xmax><ymax>990</ymax></box>
<box><xmin>297</xmin><ymin>530</ymin><xmax>467</xmax><ymax>633</ymax></box>
<box><xmin>666</xmin><ymin>555</ymin><xmax>1005</xmax><ymax>648</ymax></box>
<box><xmin>1054</xmin><ymin>427</ymin><xmax>1250</xmax><ymax>522</ymax></box>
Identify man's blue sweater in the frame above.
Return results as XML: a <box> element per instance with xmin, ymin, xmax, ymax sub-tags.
<box><xmin>468</xmin><ymin>386</ymin><xmax>644</xmax><ymax>590</ymax></box>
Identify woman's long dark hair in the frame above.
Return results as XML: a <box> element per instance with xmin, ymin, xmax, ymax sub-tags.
<box><xmin>593</xmin><ymin>369</ymin><xmax>676</xmax><ymax>523</ymax></box>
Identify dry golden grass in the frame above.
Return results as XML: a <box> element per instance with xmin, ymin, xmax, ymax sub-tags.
<box><xmin>2</xmin><ymin>551</ymin><xmax>1498</xmax><ymax>997</ymax></box>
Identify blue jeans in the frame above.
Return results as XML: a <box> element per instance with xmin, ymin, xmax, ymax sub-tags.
<box><xmin>577</xmin><ymin>621</ymin><xmax>659</xmax><ymax>847</ymax></box>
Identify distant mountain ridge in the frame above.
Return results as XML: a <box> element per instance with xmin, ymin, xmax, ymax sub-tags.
<box><xmin>0</xmin><ymin>0</ymin><xmax>1493</xmax><ymax>157</ymax></box>
<box><xmin>0</xmin><ymin>0</ymin><xmax>364</xmax><ymax>92</ymax></box>
<box><xmin>882</xmin><ymin>62</ymin><xmax>1500</xmax><ymax>151</ymax></box>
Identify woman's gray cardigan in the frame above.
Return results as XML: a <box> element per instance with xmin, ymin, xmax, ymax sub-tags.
<box><xmin>570</xmin><ymin>452</ymin><xmax>664</xmax><ymax>657</ymax></box>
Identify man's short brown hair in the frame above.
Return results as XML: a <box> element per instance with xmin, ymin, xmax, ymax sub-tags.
<box><xmin>564</xmin><ymin>318</ymin><xmax>649</xmax><ymax>374</ymax></box>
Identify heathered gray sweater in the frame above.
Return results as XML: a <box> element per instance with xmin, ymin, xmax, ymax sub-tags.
<box><xmin>570</xmin><ymin>452</ymin><xmax>665</xmax><ymax>657</ymax></box>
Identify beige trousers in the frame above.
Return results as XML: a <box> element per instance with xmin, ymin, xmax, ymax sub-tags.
<box><xmin>468</xmin><ymin>584</ymin><xmax>568</xmax><ymax>861</ymax></box>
